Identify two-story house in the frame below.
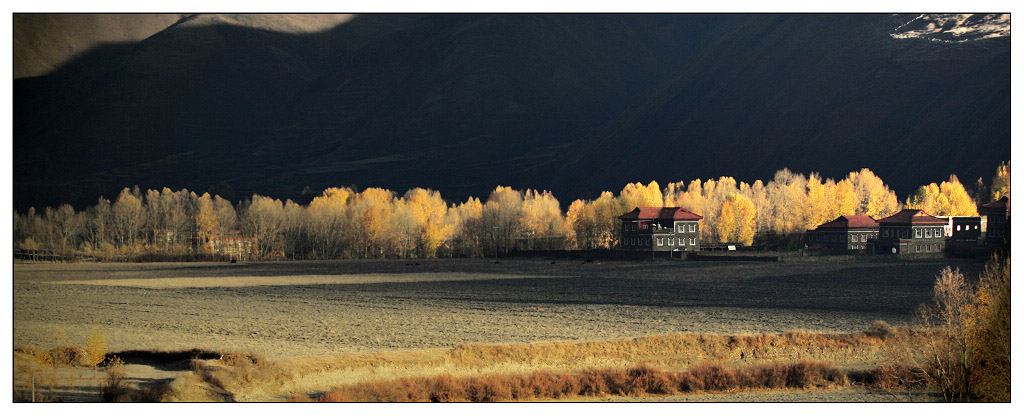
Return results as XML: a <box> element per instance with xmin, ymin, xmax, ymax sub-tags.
<box><xmin>980</xmin><ymin>196</ymin><xmax>1010</xmax><ymax>246</ymax></box>
<box><xmin>805</xmin><ymin>215</ymin><xmax>878</xmax><ymax>252</ymax></box>
<box><xmin>876</xmin><ymin>209</ymin><xmax>947</xmax><ymax>254</ymax></box>
<box><xmin>618</xmin><ymin>207</ymin><xmax>703</xmax><ymax>254</ymax></box>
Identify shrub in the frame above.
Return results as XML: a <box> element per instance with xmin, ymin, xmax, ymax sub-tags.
<box><xmin>625</xmin><ymin>365</ymin><xmax>677</xmax><ymax>395</ymax></box>
<box><xmin>689</xmin><ymin>364</ymin><xmax>734</xmax><ymax>391</ymax></box>
<box><xmin>911</xmin><ymin>256</ymin><xmax>1011</xmax><ymax>402</ymax></box>
<box><xmin>101</xmin><ymin>357</ymin><xmax>130</xmax><ymax>402</ymax></box>
<box><xmin>865</xmin><ymin>321</ymin><xmax>897</xmax><ymax>340</ymax></box>
<box><xmin>84</xmin><ymin>330</ymin><xmax>107</xmax><ymax>367</ymax></box>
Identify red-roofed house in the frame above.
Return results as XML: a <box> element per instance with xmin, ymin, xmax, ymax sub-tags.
<box><xmin>618</xmin><ymin>207</ymin><xmax>703</xmax><ymax>254</ymax></box>
<box><xmin>805</xmin><ymin>215</ymin><xmax>879</xmax><ymax>252</ymax></box>
<box><xmin>876</xmin><ymin>209</ymin><xmax>948</xmax><ymax>254</ymax></box>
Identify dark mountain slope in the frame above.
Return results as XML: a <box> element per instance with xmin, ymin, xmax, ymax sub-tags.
<box><xmin>540</xmin><ymin>14</ymin><xmax>1009</xmax><ymax>200</ymax></box>
<box><xmin>14</xmin><ymin>14</ymin><xmax>1009</xmax><ymax>211</ymax></box>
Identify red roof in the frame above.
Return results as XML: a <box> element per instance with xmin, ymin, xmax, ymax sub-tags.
<box><xmin>815</xmin><ymin>215</ymin><xmax>878</xmax><ymax>230</ymax></box>
<box><xmin>618</xmin><ymin>207</ymin><xmax>703</xmax><ymax>221</ymax></box>
<box><xmin>877</xmin><ymin>209</ymin><xmax>947</xmax><ymax>225</ymax></box>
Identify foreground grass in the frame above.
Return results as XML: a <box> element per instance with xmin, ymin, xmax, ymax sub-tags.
<box><xmin>288</xmin><ymin>361</ymin><xmax>850</xmax><ymax>402</ymax></box>
<box><xmin>15</xmin><ymin>326</ymin><xmax>939</xmax><ymax>402</ymax></box>
<box><xmin>149</xmin><ymin>327</ymin><xmax>931</xmax><ymax>402</ymax></box>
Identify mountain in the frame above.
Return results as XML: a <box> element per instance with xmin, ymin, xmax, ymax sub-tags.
<box><xmin>14</xmin><ymin>14</ymin><xmax>1010</xmax><ymax>211</ymax></box>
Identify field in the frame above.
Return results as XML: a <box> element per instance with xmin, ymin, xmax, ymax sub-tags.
<box><xmin>13</xmin><ymin>257</ymin><xmax>983</xmax><ymax>401</ymax></box>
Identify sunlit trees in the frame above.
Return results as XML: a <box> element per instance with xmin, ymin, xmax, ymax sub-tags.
<box><xmin>566</xmin><ymin>191</ymin><xmax>622</xmax><ymax>249</ymax></box>
<box><xmin>990</xmin><ymin>161</ymin><xmax>1010</xmax><ymax>202</ymax></box>
<box><xmin>479</xmin><ymin>186</ymin><xmax>525</xmax><ymax>254</ymax></box>
<box><xmin>240</xmin><ymin>194</ymin><xmax>286</xmax><ymax>259</ymax></box>
<box><xmin>446</xmin><ymin>197</ymin><xmax>484</xmax><ymax>256</ymax></box>
<box><xmin>906</xmin><ymin>176</ymin><xmax>979</xmax><ymax>217</ymax></box>
<box><xmin>403</xmin><ymin>188</ymin><xmax>449</xmax><ymax>258</ymax></box>
<box><xmin>50</xmin><ymin>204</ymin><xmax>81</xmax><ymax>255</ymax></box>
<box><xmin>716</xmin><ymin>193</ymin><xmax>756</xmax><ymax>245</ymax></box>
<box><xmin>619</xmin><ymin>181</ymin><xmax>663</xmax><ymax>209</ymax></box>
<box><xmin>112</xmin><ymin>188</ymin><xmax>144</xmax><ymax>248</ymax></box>
<box><xmin>14</xmin><ymin>162</ymin><xmax>1007</xmax><ymax>260</ymax></box>
<box><xmin>520</xmin><ymin>190</ymin><xmax>569</xmax><ymax>250</ymax></box>
<box><xmin>847</xmin><ymin>168</ymin><xmax>899</xmax><ymax>219</ymax></box>
<box><xmin>196</xmin><ymin>193</ymin><xmax>219</xmax><ymax>252</ymax></box>
<box><xmin>305</xmin><ymin>187</ymin><xmax>353</xmax><ymax>259</ymax></box>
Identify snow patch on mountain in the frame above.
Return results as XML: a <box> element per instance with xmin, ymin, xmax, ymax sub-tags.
<box><xmin>892</xmin><ymin>13</ymin><xmax>1009</xmax><ymax>43</ymax></box>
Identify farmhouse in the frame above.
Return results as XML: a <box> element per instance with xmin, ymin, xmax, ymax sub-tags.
<box><xmin>980</xmin><ymin>196</ymin><xmax>1010</xmax><ymax>246</ymax></box>
<box><xmin>875</xmin><ymin>209</ymin><xmax>947</xmax><ymax>254</ymax></box>
<box><xmin>619</xmin><ymin>207</ymin><xmax>703</xmax><ymax>254</ymax></box>
<box><xmin>805</xmin><ymin>215</ymin><xmax>878</xmax><ymax>252</ymax></box>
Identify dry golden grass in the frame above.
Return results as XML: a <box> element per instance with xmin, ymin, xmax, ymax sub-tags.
<box><xmin>291</xmin><ymin>361</ymin><xmax>849</xmax><ymax>402</ymax></box>
<box><xmin>188</xmin><ymin>328</ymin><xmax>922</xmax><ymax>401</ymax></box>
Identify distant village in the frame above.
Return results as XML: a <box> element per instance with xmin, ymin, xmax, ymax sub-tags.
<box><xmin>618</xmin><ymin>196</ymin><xmax>1009</xmax><ymax>257</ymax></box>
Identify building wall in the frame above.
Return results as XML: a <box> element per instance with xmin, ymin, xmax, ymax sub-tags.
<box><xmin>806</xmin><ymin>228</ymin><xmax>878</xmax><ymax>251</ymax></box>
<box><xmin>981</xmin><ymin>208</ymin><xmax>1009</xmax><ymax>245</ymax></box>
<box><xmin>949</xmin><ymin>217</ymin><xmax>982</xmax><ymax>242</ymax></box>
<box><xmin>877</xmin><ymin>225</ymin><xmax>946</xmax><ymax>254</ymax></box>
<box><xmin>620</xmin><ymin>219</ymin><xmax>701</xmax><ymax>252</ymax></box>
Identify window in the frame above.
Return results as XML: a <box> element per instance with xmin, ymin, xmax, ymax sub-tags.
<box><xmin>689</xmin><ymin>238</ymin><xmax>695</xmax><ymax>245</ymax></box>
<box><xmin>851</xmin><ymin>234</ymin><xmax>857</xmax><ymax>242</ymax></box>
<box><xmin>679</xmin><ymin>238</ymin><xmax>685</xmax><ymax>245</ymax></box>
<box><xmin>927</xmin><ymin>244</ymin><xmax>932</xmax><ymax>251</ymax></box>
<box><xmin>668</xmin><ymin>238</ymin><xmax>674</xmax><ymax>246</ymax></box>
<box><xmin>657</xmin><ymin>237</ymin><xmax>663</xmax><ymax>246</ymax></box>
<box><xmin>956</xmin><ymin>225</ymin><xmax>961</xmax><ymax>231</ymax></box>
<box><xmin>915</xmin><ymin>229</ymin><xmax>922</xmax><ymax>238</ymax></box>
<box><xmin>861</xmin><ymin>233</ymin><xmax>867</xmax><ymax>241</ymax></box>
<box><xmin>689</xmin><ymin>224</ymin><xmax>696</xmax><ymax>232</ymax></box>
<box><xmin>925</xmin><ymin>229</ymin><xmax>931</xmax><ymax>238</ymax></box>
<box><xmin>916</xmin><ymin>245</ymin><xmax>920</xmax><ymax>252</ymax></box>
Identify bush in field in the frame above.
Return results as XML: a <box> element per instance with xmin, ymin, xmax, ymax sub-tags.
<box><xmin>101</xmin><ymin>357</ymin><xmax>129</xmax><ymax>402</ymax></box>
<box><xmin>84</xmin><ymin>330</ymin><xmax>107</xmax><ymax>366</ymax></box>
<box><xmin>913</xmin><ymin>256</ymin><xmax>1010</xmax><ymax>402</ymax></box>
<box><xmin>865</xmin><ymin>320</ymin><xmax>897</xmax><ymax>340</ymax></box>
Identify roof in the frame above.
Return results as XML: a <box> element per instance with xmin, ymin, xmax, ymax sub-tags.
<box><xmin>618</xmin><ymin>207</ymin><xmax>703</xmax><ymax>221</ymax></box>
<box><xmin>814</xmin><ymin>215</ymin><xmax>878</xmax><ymax>230</ymax></box>
<box><xmin>982</xmin><ymin>196</ymin><xmax>1009</xmax><ymax>211</ymax></box>
<box><xmin>877</xmin><ymin>209</ymin><xmax>947</xmax><ymax>225</ymax></box>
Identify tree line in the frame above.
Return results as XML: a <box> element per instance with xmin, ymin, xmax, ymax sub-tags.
<box><xmin>13</xmin><ymin>162</ymin><xmax>1009</xmax><ymax>261</ymax></box>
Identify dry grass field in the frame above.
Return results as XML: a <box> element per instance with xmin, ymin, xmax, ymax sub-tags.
<box><xmin>12</xmin><ymin>257</ymin><xmax>982</xmax><ymax>402</ymax></box>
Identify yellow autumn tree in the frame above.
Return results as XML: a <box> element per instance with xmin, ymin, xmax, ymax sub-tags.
<box><xmin>806</xmin><ymin>174</ymin><xmax>833</xmax><ymax>228</ymax></box>
<box><xmin>520</xmin><ymin>189</ymin><xmax>568</xmax><ymax>250</ymax></box>
<box><xmin>403</xmin><ymin>188</ymin><xmax>449</xmax><ymax>258</ymax></box>
<box><xmin>906</xmin><ymin>176</ymin><xmax>978</xmax><ymax>216</ymax></box>
<box><xmin>831</xmin><ymin>179</ymin><xmax>857</xmax><ymax>219</ymax></box>
<box><xmin>991</xmin><ymin>161</ymin><xmax>1010</xmax><ymax>202</ymax></box>
<box><xmin>717</xmin><ymin>193</ymin><xmax>755</xmax><ymax>245</ymax></box>
<box><xmin>847</xmin><ymin>168</ymin><xmax>899</xmax><ymax>218</ymax></box>
<box><xmin>195</xmin><ymin>193</ymin><xmax>218</xmax><ymax>251</ymax></box>
<box><xmin>619</xmin><ymin>181</ymin><xmax>664</xmax><ymax>209</ymax></box>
